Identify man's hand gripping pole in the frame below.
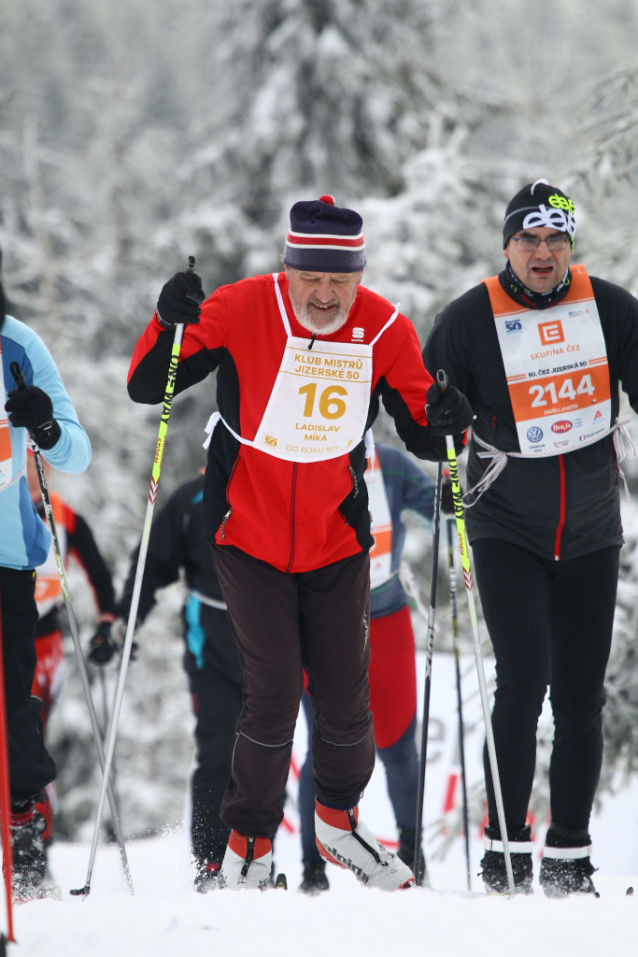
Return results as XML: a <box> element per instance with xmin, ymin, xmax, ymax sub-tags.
<box><xmin>437</xmin><ymin>369</ymin><xmax>516</xmax><ymax>897</ymax></box>
<box><xmin>71</xmin><ymin>256</ymin><xmax>196</xmax><ymax>898</ymax></box>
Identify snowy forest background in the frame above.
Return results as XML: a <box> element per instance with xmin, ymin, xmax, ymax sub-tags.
<box><xmin>3</xmin><ymin>0</ymin><xmax>638</xmax><ymax>846</ymax></box>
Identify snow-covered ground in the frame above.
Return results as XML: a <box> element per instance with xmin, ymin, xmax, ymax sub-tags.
<box><xmin>9</xmin><ymin>651</ymin><xmax>638</xmax><ymax>955</ymax></box>
<box><xmin>12</xmin><ymin>833</ymin><xmax>638</xmax><ymax>957</ymax></box>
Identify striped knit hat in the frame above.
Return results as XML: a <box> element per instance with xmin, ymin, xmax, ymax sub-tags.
<box><xmin>283</xmin><ymin>195</ymin><xmax>366</xmax><ymax>273</ymax></box>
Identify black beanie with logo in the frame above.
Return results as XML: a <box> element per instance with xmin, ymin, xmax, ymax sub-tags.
<box><xmin>503</xmin><ymin>180</ymin><xmax>576</xmax><ymax>248</ymax></box>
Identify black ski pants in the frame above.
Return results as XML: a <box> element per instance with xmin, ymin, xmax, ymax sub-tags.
<box><xmin>0</xmin><ymin>567</ymin><xmax>56</xmax><ymax>803</ymax></box>
<box><xmin>212</xmin><ymin>544</ymin><xmax>375</xmax><ymax>840</ymax></box>
<box><xmin>185</xmin><ymin>604</ymin><xmax>244</xmax><ymax>866</ymax></box>
<box><xmin>472</xmin><ymin>539</ymin><xmax>620</xmax><ymax>835</ymax></box>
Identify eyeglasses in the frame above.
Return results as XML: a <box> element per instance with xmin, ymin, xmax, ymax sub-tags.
<box><xmin>510</xmin><ymin>234</ymin><xmax>570</xmax><ymax>252</ymax></box>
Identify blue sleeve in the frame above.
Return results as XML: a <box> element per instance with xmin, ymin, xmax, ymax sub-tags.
<box><xmin>6</xmin><ymin>317</ymin><xmax>91</xmax><ymax>474</ymax></box>
<box><xmin>378</xmin><ymin>444</ymin><xmax>435</xmax><ymax>522</ymax></box>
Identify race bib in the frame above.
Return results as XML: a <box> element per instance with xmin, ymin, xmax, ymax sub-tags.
<box><xmin>252</xmin><ymin>336</ymin><xmax>373</xmax><ymax>463</ymax></box>
<box><xmin>365</xmin><ymin>448</ymin><xmax>393</xmax><ymax>587</ymax></box>
<box><xmin>486</xmin><ymin>265</ymin><xmax>611</xmax><ymax>455</ymax></box>
<box><xmin>34</xmin><ymin>493</ymin><xmax>67</xmax><ymax>617</ymax></box>
<box><xmin>0</xmin><ymin>346</ymin><xmax>13</xmax><ymax>490</ymax></box>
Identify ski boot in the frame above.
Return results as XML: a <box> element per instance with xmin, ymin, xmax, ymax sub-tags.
<box><xmin>10</xmin><ymin>798</ymin><xmax>47</xmax><ymax>903</ymax></box>
<box><xmin>194</xmin><ymin>858</ymin><xmax>222</xmax><ymax>893</ymax></box>
<box><xmin>315</xmin><ymin>800</ymin><xmax>414</xmax><ymax>890</ymax></box>
<box><xmin>299</xmin><ymin>858</ymin><xmax>330</xmax><ymax>894</ymax></box>
<box><xmin>218</xmin><ymin>832</ymin><xmax>272</xmax><ymax>890</ymax></box>
<box><xmin>539</xmin><ymin>826</ymin><xmax>598</xmax><ymax>898</ymax></box>
<box><xmin>480</xmin><ymin>824</ymin><xmax>533</xmax><ymax>895</ymax></box>
<box><xmin>397</xmin><ymin>826</ymin><xmax>425</xmax><ymax>885</ymax></box>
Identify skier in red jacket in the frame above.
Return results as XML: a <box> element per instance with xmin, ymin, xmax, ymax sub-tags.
<box><xmin>128</xmin><ymin>195</ymin><xmax>472</xmax><ymax>889</ymax></box>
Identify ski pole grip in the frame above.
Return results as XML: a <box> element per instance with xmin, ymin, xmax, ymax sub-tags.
<box><xmin>437</xmin><ymin>369</ymin><xmax>448</xmax><ymax>393</ymax></box>
<box><xmin>184</xmin><ymin>256</ymin><xmax>196</xmax><ymax>275</ymax></box>
<box><xmin>9</xmin><ymin>362</ymin><xmax>27</xmax><ymax>390</ymax></box>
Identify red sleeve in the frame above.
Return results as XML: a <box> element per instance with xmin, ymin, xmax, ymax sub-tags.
<box><xmin>376</xmin><ymin>318</ymin><xmax>434</xmax><ymax>426</ymax></box>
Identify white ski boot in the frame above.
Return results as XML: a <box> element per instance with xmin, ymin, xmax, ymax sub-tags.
<box><xmin>315</xmin><ymin>800</ymin><xmax>415</xmax><ymax>890</ymax></box>
<box><xmin>218</xmin><ymin>832</ymin><xmax>272</xmax><ymax>890</ymax></box>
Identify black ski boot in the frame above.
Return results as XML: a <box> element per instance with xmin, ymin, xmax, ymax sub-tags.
<box><xmin>10</xmin><ymin>798</ymin><xmax>47</xmax><ymax>902</ymax></box>
<box><xmin>299</xmin><ymin>859</ymin><xmax>329</xmax><ymax>894</ymax></box>
<box><xmin>194</xmin><ymin>858</ymin><xmax>222</xmax><ymax>893</ymax></box>
<box><xmin>539</xmin><ymin>826</ymin><xmax>598</xmax><ymax>899</ymax></box>
<box><xmin>480</xmin><ymin>825</ymin><xmax>533</xmax><ymax>895</ymax></box>
<box><xmin>397</xmin><ymin>827</ymin><xmax>425</xmax><ymax>885</ymax></box>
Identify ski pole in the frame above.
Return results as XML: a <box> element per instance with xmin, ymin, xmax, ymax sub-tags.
<box><xmin>413</xmin><ymin>461</ymin><xmax>443</xmax><ymax>888</ymax></box>
<box><xmin>9</xmin><ymin>362</ymin><xmax>133</xmax><ymax>896</ymax></box>
<box><xmin>446</xmin><ymin>509</ymin><xmax>471</xmax><ymax>891</ymax></box>
<box><xmin>0</xmin><ymin>585</ymin><xmax>16</xmax><ymax>943</ymax></box>
<box><xmin>72</xmin><ymin>255</ymin><xmax>196</xmax><ymax>898</ymax></box>
<box><xmin>437</xmin><ymin>369</ymin><xmax>515</xmax><ymax>896</ymax></box>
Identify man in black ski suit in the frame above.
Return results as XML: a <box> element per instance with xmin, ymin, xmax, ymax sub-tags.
<box><xmin>424</xmin><ymin>179</ymin><xmax>638</xmax><ymax>897</ymax></box>
<box><xmin>89</xmin><ymin>470</ymin><xmax>243</xmax><ymax>891</ymax></box>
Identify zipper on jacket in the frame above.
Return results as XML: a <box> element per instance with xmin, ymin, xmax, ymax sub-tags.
<box><xmin>348</xmin><ymin>465</ymin><xmax>359</xmax><ymax>497</ymax></box>
<box><xmin>554</xmin><ymin>454</ymin><xmax>566</xmax><ymax>561</ymax></box>
<box><xmin>285</xmin><ymin>463</ymin><xmax>299</xmax><ymax>573</ymax></box>
<box><xmin>220</xmin><ymin>508</ymin><xmax>232</xmax><ymax>540</ymax></box>
<box><xmin>220</xmin><ymin>456</ymin><xmax>240</xmax><ymax>541</ymax></box>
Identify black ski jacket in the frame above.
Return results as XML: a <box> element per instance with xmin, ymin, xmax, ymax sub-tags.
<box><xmin>423</xmin><ymin>272</ymin><xmax>638</xmax><ymax>561</ymax></box>
<box><xmin>114</xmin><ymin>475</ymin><xmax>242</xmax><ymax>683</ymax></box>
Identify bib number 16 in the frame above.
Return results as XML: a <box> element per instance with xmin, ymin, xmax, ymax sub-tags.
<box><xmin>530</xmin><ymin>373</ymin><xmax>595</xmax><ymax>407</ymax></box>
<box><xmin>299</xmin><ymin>383</ymin><xmax>348</xmax><ymax>420</ymax></box>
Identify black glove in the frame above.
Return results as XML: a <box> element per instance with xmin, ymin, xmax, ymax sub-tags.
<box><xmin>88</xmin><ymin>619</ymin><xmax>138</xmax><ymax>665</ymax></box>
<box><xmin>156</xmin><ymin>271</ymin><xmax>205</xmax><ymax>328</ymax></box>
<box><xmin>5</xmin><ymin>385</ymin><xmax>61</xmax><ymax>450</ymax></box>
<box><xmin>425</xmin><ymin>383</ymin><xmax>474</xmax><ymax>437</ymax></box>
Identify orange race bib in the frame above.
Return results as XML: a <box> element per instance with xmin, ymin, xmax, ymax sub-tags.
<box><xmin>486</xmin><ymin>266</ymin><xmax>611</xmax><ymax>455</ymax></box>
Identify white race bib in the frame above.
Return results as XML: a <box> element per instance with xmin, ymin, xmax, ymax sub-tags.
<box><xmin>365</xmin><ymin>447</ymin><xmax>393</xmax><ymax>587</ymax></box>
<box><xmin>34</xmin><ymin>494</ymin><xmax>67</xmax><ymax>617</ymax></box>
<box><xmin>487</xmin><ymin>265</ymin><xmax>611</xmax><ymax>456</ymax></box>
<box><xmin>252</xmin><ymin>336</ymin><xmax>372</xmax><ymax>463</ymax></box>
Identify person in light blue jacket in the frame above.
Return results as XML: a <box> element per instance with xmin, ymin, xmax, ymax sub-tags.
<box><xmin>0</xmin><ymin>271</ymin><xmax>90</xmax><ymax>900</ymax></box>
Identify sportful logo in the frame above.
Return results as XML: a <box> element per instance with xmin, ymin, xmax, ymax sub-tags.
<box><xmin>352</xmin><ymin>327</ymin><xmax>365</xmax><ymax>341</ymax></box>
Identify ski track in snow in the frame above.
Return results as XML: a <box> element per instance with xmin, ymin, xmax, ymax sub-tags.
<box><xmin>10</xmin><ymin>832</ymin><xmax>638</xmax><ymax>957</ymax></box>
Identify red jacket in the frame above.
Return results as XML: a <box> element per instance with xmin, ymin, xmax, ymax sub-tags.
<box><xmin>129</xmin><ymin>272</ymin><xmax>453</xmax><ymax>573</ymax></box>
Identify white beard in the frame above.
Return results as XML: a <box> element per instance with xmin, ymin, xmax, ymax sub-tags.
<box><xmin>290</xmin><ymin>290</ymin><xmax>357</xmax><ymax>336</ymax></box>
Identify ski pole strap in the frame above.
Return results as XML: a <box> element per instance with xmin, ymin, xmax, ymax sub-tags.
<box><xmin>463</xmin><ymin>418</ymin><xmax>636</xmax><ymax>508</ymax></box>
<box><xmin>0</xmin><ymin>464</ymin><xmax>26</xmax><ymax>494</ymax></box>
<box><xmin>188</xmin><ymin>589</ymin><xmax>227</xmax><ymax>611</ymax></box>
<box><xmin>399</xmin><ymin>561</ymin><xmax>429</xmax><ymax>624</ymax></box>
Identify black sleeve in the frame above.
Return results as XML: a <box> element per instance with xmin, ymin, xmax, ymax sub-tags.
<box><xmin>127</xmin><ymin>327</ymin><xmax>225</xmax><ymax>405</ymax></box>
<box><xmin>591</xmin><ymin>277</ymin><xmax>638</xmax><ymax>416</ymax></box>
<box><xmin>113</xmin><ymin>485</ymin><xmax>191</xmax><ymax>624</ymax></box>
<box><xmin>422</xmin><ymin>287</ymin><xmax>484</xmax><ymax>396</ymax></box>
<box><xmin>373</xmin><ymin>378</ymin><xmax>465</xmax><ymax>461</ymax></box>
<box><xmin>68</xmin><ymin>514</ymin><xmax>115</xmax><ymax>614</ymax></box>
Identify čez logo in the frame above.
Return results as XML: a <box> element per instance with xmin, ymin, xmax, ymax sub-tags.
<box><xmin>527</xmin><ymin>426</ymin><xmax>543</xmax><ymax>443</ymax></box>
<box><xmin>505</xmin><ymin>320</ymin><xmax>522</xmax><ymax>334</ymax></box>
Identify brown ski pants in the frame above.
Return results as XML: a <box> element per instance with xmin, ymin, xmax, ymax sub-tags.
<box><xmin>212</xmin><ymin>544</ymin><xmax>375</xmax><ymax>839</ymax></box>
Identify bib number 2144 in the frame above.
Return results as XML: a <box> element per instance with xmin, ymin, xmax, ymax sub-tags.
<box><xmin>529</xmin><ymin>373</ymin><xmax>595</xmax><ymax>407</ymax></box>
<box><xmin>298</xmin><ymin>383</ymin><xmax>348</xmax><ymax>420</ymax></box>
